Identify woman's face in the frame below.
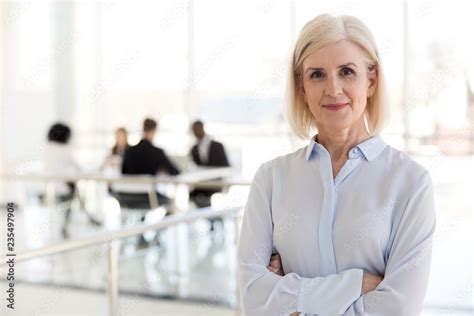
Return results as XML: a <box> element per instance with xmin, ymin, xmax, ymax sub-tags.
<box><xmin>301</xmin><ymin>39</ymin><xmax>377</xmax><ymax>134</ymax></box>
<box><xmin>116</xmin><ymin>130</ymin><xmax>127</xmax><ymax>146</ymax></box>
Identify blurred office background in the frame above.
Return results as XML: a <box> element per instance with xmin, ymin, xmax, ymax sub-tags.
<box><xmin>0</xmin><ymin>0</ymin><xmax>473</xmax><ymax>315</ymax></box>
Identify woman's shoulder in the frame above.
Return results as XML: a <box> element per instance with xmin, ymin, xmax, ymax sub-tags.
<box><xmin>382</xmin><ymin>145</ymin><xmax>431</xmax><ymax>181</ymax></box>
<box><xmin>44</xmin><ymin>142</ymin><xmax>73</xmax><ymax>156</ymax></box>
<box><xmin>256</xmin><ymin>146</ymin><xmax>308</xmax><ymax>175</ymax></box>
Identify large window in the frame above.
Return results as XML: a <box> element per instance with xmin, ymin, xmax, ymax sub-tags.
<box><xmin>73</xmin><ymin>1</ymin><xmax>190</xmax><ymax>164</ymax></box>
<box><xmin>1</xmin><ymin>0</ymin><xmax>54</xmax><ymax>172</ymax></box>
<box><xmin>406</xmin><ymin>0</ymin><xmax>473</xmax><ymax>153</ymax></box>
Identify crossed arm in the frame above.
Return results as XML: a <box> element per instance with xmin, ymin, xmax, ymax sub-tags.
<box><xmin>238</xmin><ymin>166</ymin><xmax>436</xmax><ymax>315</ymax></box>
<box><xmin>267</xmin><ymin>254</ymin><xmax>383</xmax><ymax>315</ymax></box>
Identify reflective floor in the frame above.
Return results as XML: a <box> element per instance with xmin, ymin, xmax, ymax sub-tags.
<box><xmin>2</xmin><ymin>283</ymin><xmax>236</xmax><ymax>316</ymax></box>
<box><xmin>0</xmin><ymin>155</ymin><xmax>473</xmax><ymax>315</ymax></box>
<box><xmin>1</xmin><ymin>205</ymin><xmax>240</xmax><ymax>307</ymax></box>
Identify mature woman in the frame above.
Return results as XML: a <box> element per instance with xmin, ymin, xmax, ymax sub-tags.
<box><xmin>238</xmin><ymin>14</ymin><xmax>436</xmax><ymax>315</ymax></box>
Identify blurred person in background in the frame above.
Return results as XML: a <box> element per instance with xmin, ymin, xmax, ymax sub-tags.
<box><xmin>189</xmin><ymin>120</ymin><xmax>230</xmax><ymax>231</ymax></box>
<box><xmin>120</xmin><ymin>117</ymin><xmax>180</xmax><ymax>206</ymax></box>
<box><xmin>102</xmin><ymin>127</ymin><xmax>129</xmax><ymax>174</ymax></box>
<box><xmin>42</xmin><ymin>122</ymin><xmax>100</xmax><ymax>238</ymax></box>
<box><xmin>115</xmin><ymin>118</ymin><xmax>180</xmax><ymax>247</ymax></box>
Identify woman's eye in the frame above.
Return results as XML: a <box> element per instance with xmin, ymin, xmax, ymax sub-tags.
<box><xmin>310</xmin><ymin>70</ymin><xmax>325</xmax><ymax>79</ymax></box>
<box><xmin>340</xmin><ymin>67</ymin><xmax>354</xmax><ymax>76</ymax></box>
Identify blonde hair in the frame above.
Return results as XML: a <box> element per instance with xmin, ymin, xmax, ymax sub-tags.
<box><xmin>286</xmin><ymin>14</ymin><xmax>389</xmax><ymax>139</ymax></box>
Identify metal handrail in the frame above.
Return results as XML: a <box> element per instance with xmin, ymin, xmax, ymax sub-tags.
<box><xmin>2</xmin><ymin>206</ymin><xmax>243</xmax><ymax>264</ymax></box>
<box><xmin>0</xmin><ymin>170</ymin><xmax>252</xmax><ymax>189</ymax></box>
<box><xmin>1</xmin><ymin>205</ymin><xmax>245</xmax><ymax>315</ymax></box>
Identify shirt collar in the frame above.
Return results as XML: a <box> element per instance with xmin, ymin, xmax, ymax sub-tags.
<box><xmin>305</xmin><ymin>138</ymin><xmax>318</xmax><ymax>161</ymax></box>
<box><xmin>305</xmin><ymin>134</ymin><xmax>387</xmax><ymax>162</ymax></box>
<box><xmin>356</xmin><ymin>134</ymin><xmax>387</xmax><ymax>161</ymax></box>
<box><xmin>198</xmin><ymin>135</ymin><xmax>211</xmax><ymax>147</ymax></box>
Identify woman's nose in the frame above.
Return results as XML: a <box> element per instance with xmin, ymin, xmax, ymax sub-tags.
<box><xmin>324</xmin><ymin>76</ymin><xmax>343</xmax><ymax>97</ymax></box>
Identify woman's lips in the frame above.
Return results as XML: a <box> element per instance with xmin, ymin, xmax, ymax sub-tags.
<box><xmin>322</xmin><ymin>103</ymin><xmax>349</xmax><ymax>111</ymax></box>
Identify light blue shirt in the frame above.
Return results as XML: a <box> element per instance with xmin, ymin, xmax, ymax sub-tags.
<box><xmin>238</xmin><ymin>135</ymin><xmax>436</xmax><ymax>315</ymax></box>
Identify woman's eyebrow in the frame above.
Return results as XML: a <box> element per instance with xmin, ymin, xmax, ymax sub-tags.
<box><xmin>338</xmin><ymin>62</ymin><xmax>357</xmax><ymax>68</ymax></box>
<box><xmin>304</xmin><ymin>62</ymin><xmax>358</xmax><ymax>73</ymax></box>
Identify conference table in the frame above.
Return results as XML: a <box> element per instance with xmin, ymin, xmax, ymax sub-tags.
<box><xmin>0</xmin><ymin>166</ymin><xmax>251</xmax><ymax>212</ymax></box>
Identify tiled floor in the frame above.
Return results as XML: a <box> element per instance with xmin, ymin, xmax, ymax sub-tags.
<box><xmin>0</xmin><ymin>155</ymin><xmax>473</xmax><ymax>315</ymax></box>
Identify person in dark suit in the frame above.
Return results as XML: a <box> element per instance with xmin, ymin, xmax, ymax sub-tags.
<box><xmin>189</xmin><ymin>120</ymin><xmax>230</xmax><ymax>230</ymax></box>
<box><xmin>190</xmin><ymin>121</ymin><xmax>229</xmax><ymax>168</ymax></box>
<box><xmin>118</xmin><ymin>118</ymin><xmax>180</xmax><ymax>208</ymax></box>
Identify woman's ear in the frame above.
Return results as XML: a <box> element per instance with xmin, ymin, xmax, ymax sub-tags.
<box><xmin>367</xmin><ymin>67</ymin><xmax>378</xmax><ymax>97</ymax></box>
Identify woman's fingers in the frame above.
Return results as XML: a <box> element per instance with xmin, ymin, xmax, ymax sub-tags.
<box><xmin>270</xmin><ymin>254</ymin><xmax>282</xmax><ymax>268</ymax></box>
<box><xmin>267</xmin><ymin>265</ymin><xmax>284</xmax><ymax>276</ymax></box>
<box><xmin>268</xmin><ymin>254</ymin><xmax>284</xmax><ymax>275</ymax></box>
<box><xmin>362</xmin><ymin>271</ymin><xmax>384</xmax><ymax>294</ymax></box>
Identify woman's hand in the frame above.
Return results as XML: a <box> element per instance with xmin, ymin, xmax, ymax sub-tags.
<box><xmin>267</xmin><ymin>254</ymin><xmax>284</xmax><ymax>276</ymax></box>
<box><xmin>362</xmin><ymin>271</ymin><xmax>383</xmax><ymax>294</ymax></box>
<box><xmin>268</xmin><ymin>255</ymin><xmax>295</xmax><ymax>314</ymax></box>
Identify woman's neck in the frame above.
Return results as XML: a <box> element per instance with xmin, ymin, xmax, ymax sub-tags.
<box><xmin>316</xmin><ymin>124</ymin><xmax>370</xmax><ymax>162</ymax></box>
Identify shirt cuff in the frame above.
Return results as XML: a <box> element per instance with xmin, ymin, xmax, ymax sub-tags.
<box><xmin>296</xmin><ymin>268</ymin><xmax>364</xmax><ymax>315</ymax></box>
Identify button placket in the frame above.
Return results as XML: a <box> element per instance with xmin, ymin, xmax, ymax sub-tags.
<box><xmin>317</xmin><ymin>147</ymin><xmax>338</xmax><ymax>275</ymax></box>
<box><xmin>335</xmin><ymin>157</ymin><xmax>361</xmax><ymax>189</ymax></box>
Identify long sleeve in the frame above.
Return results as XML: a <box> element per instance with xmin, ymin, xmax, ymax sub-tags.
<box><xmin>213</xmin><ymin>142</ymin><xmax>230</xmax><ymax>166</ymax></box>
<box><xmin>238</xmin><ymin>163</ymin><xmax>364</xmax><ymax>315</ymax></box>
<box><xmin>345</xmin><ymin>171</ymin><xmax>436</xmax><ymax>315</ymax></box>
<box><xmin>190</xmin><ymin>145</ymin><xmax>200</xmax><ymax>165</ymax></box>
<box><xmin>157</xmin><ymin>149</ymin><xmax>180</xmax><ymax>175</ymax></box>
<box><xmin>66</xmin><ymin>148</ymin><xmax>81</xmax><ymax>174</ymax></box>
<box><xmin>121</xmin><ymin>149</ymin><xmax>131</xmax><ymax>174</ymax></box>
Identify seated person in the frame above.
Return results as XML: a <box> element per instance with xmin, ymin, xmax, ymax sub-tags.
<box><xmin>189</xmin><ymin>120</ymin><xmax>230</xmax><ymax>230</ymax></box>
<box><xmin>115</xmin><ymin>118</ymin><xmax>180</xmax><ymax>209</ymax></box>
<box><xmin>42</xmin><ymin>122</ymin><xmax>99</xmax><ymax>237</ymax></box>
<box><xmin>43</xmin><ymin>122</ymin><xmax>80</xmax><ymax>199</ymax></box>
<box><xmin>102</xmin><ymin>127</ymin><xmax>129</xmax><ymax>174</ymax></box>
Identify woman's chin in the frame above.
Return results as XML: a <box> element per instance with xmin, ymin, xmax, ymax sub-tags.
<box><xmin>319</xmin><ymin>119</ymin><xmax>353</xmax><ymax>132</ymax></box>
